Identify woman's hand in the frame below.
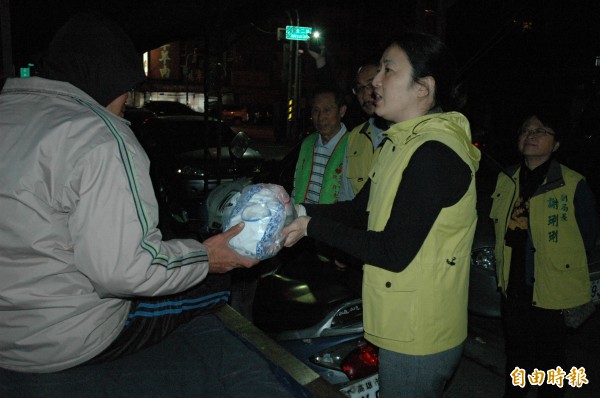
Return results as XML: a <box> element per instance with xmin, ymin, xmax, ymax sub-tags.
<box><xmin>282</xmin><ymin>216</ymin><xmax>311</xmax><ymax>247</ymax></box>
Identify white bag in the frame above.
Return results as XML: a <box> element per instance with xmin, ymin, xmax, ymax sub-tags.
<box><xmin>223</xmin><ymin>183</ymin><xmax>295</xmax><ymax>260</ymax></box>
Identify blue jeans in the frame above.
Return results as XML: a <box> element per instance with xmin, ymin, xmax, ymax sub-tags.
<box><xmin>0</xmin><ymin>314</ymin><xmax>309</xmax><ymax>398</ymax></box>
<box><xmin>378</xmin><ymin>342</ymin><xmax>464</xmax><ymax>398</ymax></box>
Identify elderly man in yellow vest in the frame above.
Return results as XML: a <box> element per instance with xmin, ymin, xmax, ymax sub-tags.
<box><xmin>292</xmin><ymin>84</ymin><xmax>348</xmax><ymax>204</ymax></box>
<box><xmin>338</xmin><ymin>62</ymin><xmax>387</xmax><ymax>201</ymax></box>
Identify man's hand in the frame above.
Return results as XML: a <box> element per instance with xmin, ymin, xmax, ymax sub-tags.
<box><xmin>203</xmin><ymin>223</ymin><xmax>259</xmax><ymax>273</ymax></box>
<box><xmin>282</xmin><ymin>216</ymin><xmax>311</xmax><ymax>247</ymax></box>
<box><xmin>306</xmin><ymin>43</ymin><xmax>326</xmax><ymax>69</ymax></box>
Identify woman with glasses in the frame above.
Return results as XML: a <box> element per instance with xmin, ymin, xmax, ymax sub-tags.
<box><xmin>283</xmin><ymin>32</ymin><xmax>481</xmax><ymax>397</ymax></box>
<box><xmin>490</xmin><ymin>112</ymin><xmax>598</xmax><ymax>397</ymax></box>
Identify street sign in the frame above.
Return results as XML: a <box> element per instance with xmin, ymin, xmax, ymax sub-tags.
<box><xmin>285</xmin><ymin>26</ymin><xmax>312</xmax><ymax>41</ymax></box>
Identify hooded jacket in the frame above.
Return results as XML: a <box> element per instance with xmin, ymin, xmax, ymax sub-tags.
<box><xmin>0</xmin><ymin>14</ymin><xmax>209</xmax><ymax>373</ymax></box>
<box><xmin>42</xmin><ymin>12</ymin><xmax>145</xmax><ymax>107</ymax></box>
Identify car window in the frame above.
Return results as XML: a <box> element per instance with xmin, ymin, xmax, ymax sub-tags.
<box><xmin>141</xmin><ymin>118</ymin><xmax>236</xmax><ymax>155</ymax></box>
<box><xmin>222</xmin><ymin>105</ymin><xmax>244</xmax><ymax>111</ymax></box>
<box><xmin>144</xmin><ymin>101</ymin><xmax>197</xmax><ymax>116</ymax></box>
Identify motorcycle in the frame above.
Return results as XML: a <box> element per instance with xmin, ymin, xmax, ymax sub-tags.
<box><xmin>128</xmin><ymin>106</ymin><xmax>380</xmax><ymax>395</ymax></box>
<box><xmin>206</xmin><ymin>178</ymin><xmax>380</xmax><ymax>398</ymax></box>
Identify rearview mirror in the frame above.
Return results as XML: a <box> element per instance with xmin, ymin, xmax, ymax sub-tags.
<box><xmin>229</xmin><ymin>132</ymin><xmax>250</xmax><ymax>159</ymax></box>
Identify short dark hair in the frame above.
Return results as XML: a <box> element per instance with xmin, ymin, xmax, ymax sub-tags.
<box><xmin>520</xmin><ymin>108</ymin><xmax>566</xmax><ymax>142</ymax></box>
<box><xmin>354</xmin><ymin>56</ymin><xmax>380</xmax><ymax>81</ymax></box>
<box><xmin>389</xmin><ymin>32</ymin><xmax>461</xmax><ymax>111</ymax></box>
<box><xmin>311</xmin><ymin>83</ymin><xmax>346</xmax><ymax>109</ymax></box>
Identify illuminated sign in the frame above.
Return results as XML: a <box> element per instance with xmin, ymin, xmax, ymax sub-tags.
<box><xmin>285</xmin><ymin>26</ymin><xmax>312</xmax><ymax>41</ymax></box>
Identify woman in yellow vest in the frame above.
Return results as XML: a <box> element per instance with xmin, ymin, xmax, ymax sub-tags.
<box><xmin>490</xmin><ymin>111</ymin><xmax>598</xmax><ymax>398</ymax></box>
<box><xmin>283</xmin><ymin>32</ymin><xmax>481</xmax><ymax>397</ymax></box>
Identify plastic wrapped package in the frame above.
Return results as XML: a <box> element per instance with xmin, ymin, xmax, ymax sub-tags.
<box><xmin>223</xmin><ymin>183</ymin><xmax>296</xmax><ymax>260</ymax></box>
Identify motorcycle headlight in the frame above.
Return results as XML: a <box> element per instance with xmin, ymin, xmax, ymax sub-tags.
<box><xmin>471</xmin><ymin>247</ymin><xmax>496</xmax><ymax>271</ymax></box>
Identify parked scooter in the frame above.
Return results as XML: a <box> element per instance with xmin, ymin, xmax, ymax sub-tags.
<box><xmin>206</xmin><ymin>179</ymin><xmax>380</xmax><ymax>398</ymax></box>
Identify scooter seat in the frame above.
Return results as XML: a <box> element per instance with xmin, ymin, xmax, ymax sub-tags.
<box><xmin>253</xmin><ymin>273</ymin><xmax>358</xmax><ymax>333</ymax></box>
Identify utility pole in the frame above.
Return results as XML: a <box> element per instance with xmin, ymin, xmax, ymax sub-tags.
<box><xmin>292</xmin><ymin>9</ymin><xmax>300</xmax><ymax>141</ymax></box>
<box><xmin>281</xmin><ymin>10</ymin><xmax>310</xmax><ymax>141</ymax></box>
<box><xmin>284</xmin><ymin>10</ymin><xmax>295</xmax><ymax>141</ymax></box>
<box><xmin>1</xmin><ymin>0</ymin><xmax>13</xmax><ymax>77</ymax></box>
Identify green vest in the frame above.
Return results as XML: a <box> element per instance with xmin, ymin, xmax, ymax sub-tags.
<box><xmin>491</xmin><ymin>161</ymin><xmax>591</xmax><ymax>309</ymax></box>
<box><xmin>346</xmin><ymin>121</ymin><xmax>381</xmax><ymax>195</ymax></box>
<box><xmin>293</xmin><ymin>132</ymin><xmax>348</xmax><ymax>204</ymax></box>
<box><xmin>363</xmin><ymin>112</ymin><xmax>480</xmax><ymax>355</ymax></box>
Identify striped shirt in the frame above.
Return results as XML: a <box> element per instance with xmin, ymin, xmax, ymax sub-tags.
<box><xmin>304</xmin><ymin>124</ymin><xmax>347</xmax><ymax>204</ymax></box>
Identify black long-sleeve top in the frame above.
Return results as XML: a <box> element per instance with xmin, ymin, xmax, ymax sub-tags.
<box><xmin>305</xmin><ymin>140</ymin><xmax>472</xmax><ymax>273</ymax></box>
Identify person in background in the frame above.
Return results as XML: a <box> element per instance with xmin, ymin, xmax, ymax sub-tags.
<box><xmin>490</xmin><ymin>111</ymin><xmax>598</xmax><ymax>398</ymax></box>
<box><xmin>0</xmin><ymin>12</ymin><xmax>298</xmax><ymax>397</ymax></box>
<box><xmin>307</xmin><ymin>45</ymin><xmax>387</xmax><ymax>201</ymax></box>
<box><xmin>305</xmin><ymin>50</ymin><xmax>388</xmax><ymax>273</ymax></box>
<box><xmin>283</xmin><ymin>32</ymin><xmax>481</xmax><ymax>397</ymax></box>
<box><xmin>338</xmin><ymin>62</ymin><xmax>387</xmax><ymax>201</ymax></box>
<box><xmin>292</xmin><ymin>83</ymin><xmax>348</xmax><ymax>205</ymax></box>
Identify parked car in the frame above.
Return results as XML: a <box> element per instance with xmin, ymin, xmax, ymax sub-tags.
<box><xmin>249</xmin><ymin>106</ymin><xmax>274</xmax><ymax>125</ymax></box>
<box><xmin>143</xmin><ymin>100</ymin><xmax>200</xmax><ymax>116</ymax></box>
<box><xmin>124</xmin><ymin>105</ymin><xmax>156</xmax><ymax>132</ymax></box>
<box><xmin>124</xmin><ymin>101</ymin><xmax>198</xmax><ymax>132</ymax></box>
<box><xmin>468</xmin><ymin>153</ymin><xmax>503</xmax><ymax>317</ymax></box>
<box><xmin>127</xmin><ymin>114</ymin><xmax>263</xmax><ymax>237</ymax></box>
<box><xmin>221</xmin><ymin>104</ymin><xmax>249</xmax><ymax>124</ymax></box>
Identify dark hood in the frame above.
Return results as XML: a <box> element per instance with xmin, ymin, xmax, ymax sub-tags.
<box><xmin>42</xmin><ymin>12</ymin><xmax>145</xmax><ymax>107</ymax></box>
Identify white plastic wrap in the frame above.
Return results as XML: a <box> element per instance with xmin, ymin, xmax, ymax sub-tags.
<box><xmin>223</xmin><ymin>183</ymin><xmax>296</xmax><ymax>260</ymax></box>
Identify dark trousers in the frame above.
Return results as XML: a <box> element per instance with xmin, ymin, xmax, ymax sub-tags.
<box><xmin>502</xmin><ymin>296</ymin><xmax>567</xmax><ymax>398</ymax></box>
<box><xmin>88</xmin><ymin>273</ymin><xmax>230</xmax><ymax>364</ymax></box>
<box><xmin>0</xmin><ymin>314</ymin><xmax>304</xmax><ymax>398</ymax></box>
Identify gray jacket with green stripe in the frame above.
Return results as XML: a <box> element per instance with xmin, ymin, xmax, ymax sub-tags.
<box><xmin>0</xmin><ymin>77</ymin><xmax>209</xmax><ymax>373</ymax></box>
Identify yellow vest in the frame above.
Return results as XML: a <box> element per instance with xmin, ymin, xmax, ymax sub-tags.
<box><xmin>491</xmin><ymin>161</ymin><xmax>591</xmax><ymax>309</ymax></box>
<box><xmin>346</xmin><ymin>121</ymin><xmax>381</xmax><ymax>195</ymax></box>
<box><xmin>363</xmin><ymin>112</ymin><xmax>480</xmax><ymax>355</ymax></box>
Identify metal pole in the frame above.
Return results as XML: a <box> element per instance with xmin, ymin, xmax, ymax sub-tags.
<box><xmin>292</xmin><ymin>9</ymin><xmax>300</xmax><ymax>141</ymax></box>
<box><xmin>203</xmin><ymin>31</ymin><xmax>211</xmax><ymax>197</ymax></box>
<box><xmin>1</xmin><ymin>0</ymin><xmax>14</xmax><ymax>77</ymax></box>
<box><xmin>297</xmin><ymin>48</ymin><xmax>302</xmax><ymax>135</ymax></box>
<box><xmin>285</xmin><ymin>11</ymin><xmax>294</xmax><ymax>140</ymax></box>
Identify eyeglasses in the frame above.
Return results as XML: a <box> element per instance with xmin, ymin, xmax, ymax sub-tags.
<box><xmin>352</xmin><ymin>83</ymin><xmax>373</xmax><ymax>95</ymax></box>
<box><xmin>519</xmin><ymin>127</ymin><xmax>555</xmax><ymax>138</ymax></box>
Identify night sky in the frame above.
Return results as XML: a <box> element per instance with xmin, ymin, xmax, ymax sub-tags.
<box><xmin>5</xmin><ymin>0</ymin><xmax>600</xmax><ymax>142</ymax></box>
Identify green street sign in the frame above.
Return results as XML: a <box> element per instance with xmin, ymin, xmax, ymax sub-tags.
<box><xmin>285</xmin><ymin>26</ymin><xmax>312</xmax><ymax>41</ymax></box>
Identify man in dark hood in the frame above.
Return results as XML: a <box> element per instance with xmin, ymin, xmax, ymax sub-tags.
<box><xmin>0</xmin><ymin>12</ymin><xmax>300</xmax><ymax>398</ymax></box>
<box><xmin>42</xmin><ymin>11</ymin><xmax>145</xmax><ymax>109</ymax></box>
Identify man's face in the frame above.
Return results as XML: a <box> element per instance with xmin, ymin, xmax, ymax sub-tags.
<box><xmin>311</xmin><ymin>92</ymin><xmax>346</xmax><ymax>143</ymax></box>
<box><xmin>353</xmin><ymin>64</ymin><xmax>377</xmax><ymax>116</ymax></box>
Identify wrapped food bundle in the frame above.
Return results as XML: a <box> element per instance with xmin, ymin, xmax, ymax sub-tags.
<box><xmin>223</xmin><ymin>183</ymin><xmax>296</xmax><ymax>260</ymax></box>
